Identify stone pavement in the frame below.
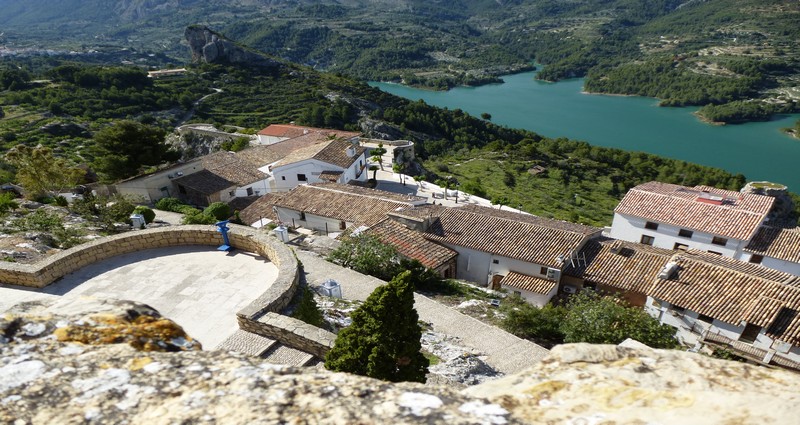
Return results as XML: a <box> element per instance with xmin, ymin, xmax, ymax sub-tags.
<box><xmin>297</xmin><ymin>250</ymin><xmax>549</xmax><ymax>375</ymax></box>
<box><xmin>0</xmin><ymin>246</ymin><xmax>278</xmax><ymax>349</ymax></box>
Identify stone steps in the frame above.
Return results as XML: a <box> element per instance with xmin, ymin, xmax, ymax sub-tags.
<box><xmin>261</xmin><ymin>344</ymin><xmax>316</xmax><ymax>367</ymax></box>
<box><xmin>216</xmin><ymin>330</ymin><xmax>278</xmax><ymax>357</ymax></box>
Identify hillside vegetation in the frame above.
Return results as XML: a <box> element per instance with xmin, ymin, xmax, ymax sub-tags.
<box><xmin>1</xmin><ymin>1</ymin><xmax>798</xmax><ymax>123</ymax></box>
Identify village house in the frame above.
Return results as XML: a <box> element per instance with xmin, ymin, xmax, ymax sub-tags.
<box><xmin>743</xmin><ymin>225</ymin><xmax>800</xmax><ymax>276</ymax></box>
<box><xmin>255</xmin><ymin>123</ymin><xmax>360</xmax><ymax>146</ymax></box>
<box><xmin>171</xmin><ymin>151</ymin><xmax>269</xmax><ymax>206</ymax></box>
<box><xmin>413</xmin><ymin>205</ymin><xmax>602</xmax><ymax>306</ymax></box>
<box><xmin>610</xmin><ymin>181</ymin><xmax>775</xmax><ymax>258</ymax></box>
<box><xmin>562</xmin><ymin>238</ymin><xmax>674</xmax><ymax>306</ymax></box>
<box><xmin>257</xmin><ymin>182</ymin><xmax>427</xmax><ymax>236</ymax></box>
<box><xmin>645</xmin><ymin>250</ymin><xmax>800</xmax><ymax>369</ymax></box>
<box><xmin>115</xmin><ymin>126</ymin><xmax>368</xmax><ymax>206</ymax></box>
<box><xmin>267</xmin><ymin>137</ymin><xmax>369</xmax><ymax>192</ymax></box>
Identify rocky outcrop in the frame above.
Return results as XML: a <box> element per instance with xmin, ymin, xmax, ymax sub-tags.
<box><xmin>3</xmin><ymin>301</ymin><xmax>800</xmax><ymax>424</ymax></box>
<box><xmin>185</xmin><ymin>26</ymin><xmax>281</xmax><ymax>68</ymax></box>
<box><xmin>741</xmin><ymin>181</ymin><xmax>795</xmax><ymax>222</ymax></box>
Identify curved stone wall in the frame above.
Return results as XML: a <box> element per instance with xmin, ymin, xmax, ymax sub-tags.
<box><xmin>0</xmin><ymin>224</ymin><xmax>335</xmax><ymax>358</ymax></box>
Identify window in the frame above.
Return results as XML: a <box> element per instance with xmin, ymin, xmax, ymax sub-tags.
<box><xmin>299</xmin><ymin>212</ymin><xmax>306</xmax><ymax>220</ymax></box>
<box><xmin>698</xmin><ymin>314</ymin><xmax>713</xmax><ymax>323</ymax></box>
<box><xmin>672</xmin><ymin>305</ymin><xmax>686</xmax><ymax>313</ymax></box>
<box><xmin>673</xmin><ymin>243</ymin><xmax>689</xmax><ymax>251</ymax></box>
<box><xmin>707</xmin><ymin>251</ymin><xmax>722</xmax><ymax>255</ymax></box>
<box><xmin>281</xmin><ymin>176</ymin><xmax>286</xmax><ymax>181</ymax></box>
<box><xmin>583</xmin><ymin>282</ymin><xmax>597</xmax><ymax>291</ymax></box>
<box><xmin>540</xmin><ymin>266</ymin><xmax>548</xmax><ymax>275</ymax></box>
<box><xmin>297</xmin><ymin>173</ymin><xmax>307</xmax><ymax>182</ymax></box>
<box><xmin>513</xmin><ymin>290</ymin><xmax>521</xmax><ymax>296</ymax></box>
<box><xmin>339</xmin><ymin>220</ymin><xmax>346</xmax><ymax>230</ymax></box>
<box><xmin>229</xmin><ymin>191</ymin><xmax>235</xmax><ymax>197</ymax></box>
<box><xmin>178</xmin><ymin>185</ymin><xmax>187</xmax><ymax>195</ymax></box>
<box><xmin>640</xmin><ymin>235</ymin><xmax>655</xmax><ymax>245</ymax></box>
<box><xmin>492</xmin><ymin>259</ymin><xmax>499</xmax><ymax>264</ymax></box>
<box><xmin>645</xmin><ymin>221</ymin><xmax>659</xmax><ymax>230</ymax></box>
<box><xmin>246</xmin><ymin>187</ymin><xmax>253</xmax><ymax>196</ymax></box>
<box><xmin>739</xmin><ymin>323</ymin><xmax>761</xmax><ymax>344</ymax></box>
<box><xmin>711</xmin><ymin>236</ymin><xmax>728</xmax><ymax>246</ymax></box>
<box><xmin>749</xmin><ymin>254</ymin><xmax>764</xmax><ymax>264</ymax></box>
<box><xmin>678</xmin><ymin>229</ymin><xmax>693</xmax><ymax>238</ymax></box>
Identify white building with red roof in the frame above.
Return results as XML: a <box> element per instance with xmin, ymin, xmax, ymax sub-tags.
<box><xmin>256</xmin><ymin>123</ymin><xmax>360</xmax><ymax>146</ymax></box>
<box><xmin>610</xmin><ymin>181</ymin><xmax>775</xmax><ymax>259</ymax></box>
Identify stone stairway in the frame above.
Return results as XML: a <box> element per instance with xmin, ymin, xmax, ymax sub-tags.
<box><xmin>217</xmin><ymin>330</ymin><xmax>317</xmax><ymax>367</ymax></box>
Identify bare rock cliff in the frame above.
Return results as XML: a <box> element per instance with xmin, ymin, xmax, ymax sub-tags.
<box><xmin>2</xmin><ymin>300</ymin><xmax>800</xmax><ymax>424</ymax></box>
<box><xmin>185</xmin><ymin>26</ymin><xmax>281</xmax><ymax>68</ymax></box>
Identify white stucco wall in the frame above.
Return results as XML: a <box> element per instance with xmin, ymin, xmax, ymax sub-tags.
<box><xmin>272</xmin><ymin>160</ymin><xmax>345</xmax><ymax>192</ymax></box>
<box><xmin>255</xmin><ymin>135</ymin><xmax>287</xmax><ymax>145</ymax></box>
<box><xmin>444</xmin><ymin>244</ymin><xmax>493</xmax><ymax>285</ymax></box>
<box><xmin>502</xmin><ymin>284</ymin><xmax>558</xmax><ymax>308</ymax></box>
<box><xmin>610</xmin><ymin>213</ymin><xmax>746</xmax><ymax>258</ymax></box>
<box><xmin>233</xmin><ymin>178</ymin><xmax>272</xmax><ymax>198</ymax></box>
<box><xmin>750</xmin><ymin>254</ymin><xmax>800</xmax><ymax>276</ymax></box>
<box><xmin>274</xmin><ymin>207</ymin><xmax>348</xmax><ymax>234</ymax></box>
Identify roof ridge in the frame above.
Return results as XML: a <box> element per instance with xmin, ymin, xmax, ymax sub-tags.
<box><xmin>311</xmin><ymin>184</ymin><xmax>417</xmax><ymax>204</ymax></box>
<box><xmin>454</xmin><ymin>206</ymin><xmax>594</xmax><ymax>236</ymax></box>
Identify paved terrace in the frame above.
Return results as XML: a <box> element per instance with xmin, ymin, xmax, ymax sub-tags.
<box><xmin>297</xmin><ymin>250</ymin><xmax>549</xmax><ymax>375</ymax></box>
<box><xmin>0</xmin><ymin>246</ymin><xmax>277</xmax><ymax>349</ymax></box>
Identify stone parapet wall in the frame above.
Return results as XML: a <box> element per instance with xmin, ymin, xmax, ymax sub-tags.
<box><xmin>0</xmin><ymin>224</ymin><xmax>334</xmax><ymax>360</ymax></box>
<box><xmin>238</xmin><ymin>312</ymin><xmax>335</xmax><ymax>358</ymax></box>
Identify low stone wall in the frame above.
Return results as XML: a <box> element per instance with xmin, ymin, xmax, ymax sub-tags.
<box><xmin>239</xmin><ymin>312</ymin><xmax>335</xmax><ymax>358</ymax></box>
<box><xmin>0</xmin><ymin>224</ymin><xmax>334</xmax><ymax>359</ymax></box>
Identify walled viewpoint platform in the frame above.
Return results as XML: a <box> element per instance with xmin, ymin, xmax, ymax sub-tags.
<box><xmin>0</xmin><ymin>246</ymin><xmax>277</xmax><ymax>349</ymax></box>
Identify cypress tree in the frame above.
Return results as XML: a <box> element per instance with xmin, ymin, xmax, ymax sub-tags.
<box><xmin>324</xmin><ymin>270</ymin><xmax>429</xmax><ymax>383</ymax></box>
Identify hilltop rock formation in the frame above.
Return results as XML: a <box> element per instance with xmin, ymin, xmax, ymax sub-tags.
<box><xmin>2</xmin><ymin>300</ymin><xmax>800</xmax><ymax>424</ymax></box>
<box><xmin>185</xmin><ymin>26</ymin><xmax>281</xmax><ymax>68</ymax></box>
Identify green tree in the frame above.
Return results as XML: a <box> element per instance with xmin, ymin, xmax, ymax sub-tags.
<box><xmin>492</xmin><ymin>195</ymin><xmax>510</xmax><ymax>210</ymax></box>
<box><xmin>392</xmin><ymin>163</ymin><xmax>406</xmax><ymax>186</ymax></box>
<box><xmin>93</xmin><ymin>121</ymin><xmax>180</xmax><ymax>181</ymax></box>
<box><xmin>325</xmin><ymin>270</ymin><xmax>429</xmax><ymax>383</ymax></box>
<box><xmin>327</xmin><ymin>234</ymin><xmax>399</xmax><ymax>281</ymax></box>
<box><xmin>501</xmin><ymin>295</ymin><xmax>567</xmax><ymax>345</ymax></box>
<box><xmin>293</xmin><ymin>286</ymin><xmax>325</xmax><ymax>328</ymax></box>
<box><xmin>132</xmin><ymin>205</ymin><xmax>156</xmax><ymax>224</ymax></box>
<box><xmin>561</xmin><ymin>292</ymin><xmax>678</xmax><ymax>348</ymax></box>
<box><xmin>0</xmin><ymin>192</ymin><xmax>18</xmax><ymax>215</ymax></box>
<box><xmin>204</xmin><ymin>202</ymin><xmax>231</xmax><ymax>221</ymax></box>
<box><xmin>4</xmin><ymin>145</ymin><xmax>84</xmax><ymax>199</ymax></box>
<box><xmin>370</xmin><ymin>143</ymin><xmax>387</xmax><ymax>170</ymax></box>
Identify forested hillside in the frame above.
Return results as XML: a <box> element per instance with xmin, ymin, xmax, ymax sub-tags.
<box><xmin>2</xmin><ymin>1</ymin><xmax>798</xmax><ymax>123</ymax></box>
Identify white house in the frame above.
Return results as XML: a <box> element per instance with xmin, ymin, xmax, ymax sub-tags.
<box><xmin>743</xmin><ymin>225</ymin><xmax>800</xmax><ymax>276</ymax></box>
<box><xmin>645</xmin><ymin>250</ymin><xmax>800</xmax><ymax>369</ymax></box>
<box><xmin>268</xmin><ymin>138</ymin><xmax>369</xmax><ymax>192</ymax></box>
<box><xmin>421</xmin><ymin>205</ymin><xmax>602</xmax><ymax>306</ymax></box>
<box><xmin>610</xmin><ymin>181</ymin><xmax>775</xmax><ymax>259</ymax></box>
<box><xmin>269</xmin><ymin>183</ymin><xmax>426</xmax><ymax>236</ymax></box>
<box><xmin>171</xmin><ymin>151</ymin><xmax>269</xmax><ymax>206</ymax></box>
<box><xmin>255</xmin><ymin>123</ymin><xmax>360</xmax><ymax>146</ymax></box>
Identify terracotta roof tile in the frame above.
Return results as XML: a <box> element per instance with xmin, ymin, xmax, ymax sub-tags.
<box><xmin>648</xmin><ymin>251</ymin><xmax>800</xmax><ymax>344</ymax></box>
<box><xmin>257</xmin><ymin>124</ymin><xmax>360</xmax><ymax>140</ymax></box>
<box><xmin>564</xmin><ymin>238</ymin><xmax>673</xmax><ymax>294</ymax></box>
<box><xmin>273</xmin><ymin>183</ymin><xmax>425</xmax><ymax>227</ymax></box>
<box><xmin>745</xmin><ymin>225</ymin><xmax>800</xmax><ymax>264</ymax></box>
<box><xmin>366</xmin><ymin>219</ymin><xmax>457</xmax><ymax>270</ymax></box>
<box><xmin>273</xmin><ymin>138</ymin><xmax>366</xmax><ymax>169</ymax></box>
<box><xmin>172</xmin><ymin>169</ymin><xmax>235</xmax><ymax>195</ymax></box>
<box><xmin>424</xmin><ymin>205</ymin><xmax>601</xmax><ymax>268</ymax></box>
<box><xmin>615</xmin><ymin>181</ymin><xmax>775</xmax><ymax>241</ymax></box>
<box><xmin>239</xmin><ymin>193</ymin><xmax>283</xmax><ymax>225</ymax></box>
<box><xmin>501</xmin><ymin>271</ymin><xmax>557</xmax><ymax>295</ymax></box>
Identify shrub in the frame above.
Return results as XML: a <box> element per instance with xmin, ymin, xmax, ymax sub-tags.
<box><xmin>181</xmin><ymin>211</ymin><xmax>216</xmax><ymax>225</ymax></box>
<box><xmin>176</xmin><ymin>205</ymin><xmax>200</xmax><ymax>215</ymax></box>
<box><xmin>0</xmin><ymin>192</ymin><xmax>19</xmax><ymax>215</ymax></box>
<box><xmin>155</xmin><ymin>197</ymin><xmax>183</xmax><ymax>211</ymax></box>
<box><xmin>204</xmin><ymin>202</ymin><xmax>231</xmax><ymax>221</ymax></box>
<box><xmin>292</xmin><ymin>286</ymin><xmax>325</xmax><ymax>328</ymax></box>
<box><xmin>133</xmin><ymin>205</ymin><xmax>156</xmax><ymax>224</ymax></box>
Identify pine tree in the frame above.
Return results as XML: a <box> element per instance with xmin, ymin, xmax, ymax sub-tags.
<box><xmin>324</xmin><ymin>271</ymin><xmax>429</xmax><ymax>383</ymax></box>
<box><xmin>292</xmin><ymin>286</ymin><xmax>325</xmax><ymax>328</ymax></box>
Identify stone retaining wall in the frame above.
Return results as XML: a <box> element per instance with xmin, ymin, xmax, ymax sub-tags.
<box><xmin>0</xmin><ymin>224</ymin><xmax>335</xmax><ymax>359</ymax></box>
<box><xmin>238</xmin><ymin>312</ymin><xmax>336</xmax><ymax>358</ymax></box>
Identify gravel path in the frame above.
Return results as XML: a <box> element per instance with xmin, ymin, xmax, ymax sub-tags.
<box><xmin>297</xmin><ymin>250</ymin><xmax>549</xmax><ymax>375</ymax></box>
